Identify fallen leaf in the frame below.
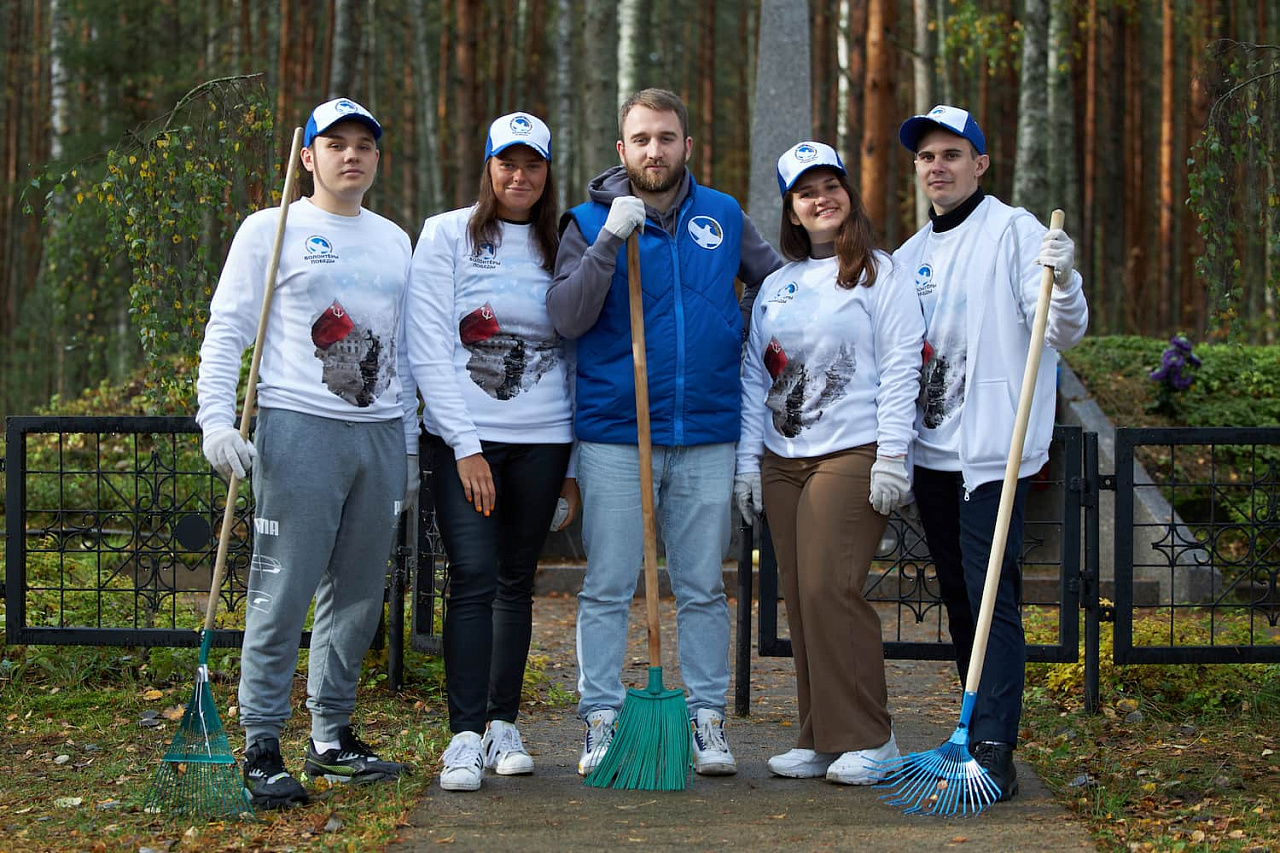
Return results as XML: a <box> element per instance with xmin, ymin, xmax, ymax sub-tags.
<box><xmin>951</xmin><ymin>837</ymin><xmax>969</xmax><ymax>844</ymax></box>
<box><xmin>1262</xmin><ymin>749</ymin><xmax>1274</xmax><ymax>757</ymax></box>
<box><xmin>434</xmin><ymin>835</ymin><xmax>455</xmax><ymax>844</ymax></box>
<box><xmin>161</xmin><ymin>706</ymin><xmax>185</xmax><ymax>721</ymax></box>
<box><xmin>54</xmin><ymin>797</ymin><xmax>83</xmax><ymax>808</ymax></box>
<box><xmin>142</xmin><ymin>689</ymin><xmax>164</xmax><ymax>701</ymax></box>
<box><xmin>53</xmin><ymin>754</ymin><xmax>71</xmax><ymax>765</ymax></box>
<box><xmin>1229</xmin><ymin>830</ymin><xmax>1245</xmax><ymax>839</ymax></box>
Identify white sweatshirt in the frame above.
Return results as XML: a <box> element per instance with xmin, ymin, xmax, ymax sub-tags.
<box><xmin>406</xmin><ymin>206</ymin><xmax>573</xmax><ymax>461</ymax></box>
<box><xmin>196</xmin><ymin>198</ymin><xmax>418</xmax><ymax>453</ymax></box>
<box><xmin>892</xmin><ymin>194</ymin><xmax>1089</xmax><ymax>490</ymax></box>
<box><xmin>737</xmin><ymin>251</ymin><xmax>925</xmax><ymax>474</ymax></box>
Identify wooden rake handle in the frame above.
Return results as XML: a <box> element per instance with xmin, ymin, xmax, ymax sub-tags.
<box><xmin>203</xmin><ymin>127</ymin><xmax>305</xmax><ymax>634</ymax></box>
<box><xmin>963</xmin><ymin>208</ymin><xmax>1064</xmax><ymax>694</ymax></box>
<box><xmin>625</xmin><ymin>232</ymin><xmax>664</xmax><ymax>669</ymax></box>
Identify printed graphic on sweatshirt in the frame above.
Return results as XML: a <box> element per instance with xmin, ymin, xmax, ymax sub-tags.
<box><xmin>310</xmin><ymin>298</ymin><xmax>396</xmax><ymax>408</ymax></box>
<box><xmin>764</xmin><ymin>337</ymin><xmax>856</xmax><ymax>438</ymax></box>
<box><xmin>459</xmin><ymin>301</ymin><xmax>560</xmax><ymax>400</ymax></box>
<box><xmin>920</xmin><ymin>342</ymin><xmax>965</xmax><ymax>429</ymax></box>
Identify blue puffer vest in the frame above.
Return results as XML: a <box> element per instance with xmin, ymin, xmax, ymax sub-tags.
<box><xmin>570</xmin><ymin>182</ymin><xmax>744</xmax><ymax>446</ymax></box>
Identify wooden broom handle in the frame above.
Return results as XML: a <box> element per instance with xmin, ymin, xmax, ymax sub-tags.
<box><xmin>626</xmin><ymin>232</ymin><xmax>663</xmax><ymax>668</ymax></box>
<box><xmin>204</xmin><ymin>127</ymin><xmax>305</xmax><ymax>633</ymax></box>
<box><xmin>963</xmin><ymin>208</ymin><xmax>1064</xmax><ymax>694</ymax></box>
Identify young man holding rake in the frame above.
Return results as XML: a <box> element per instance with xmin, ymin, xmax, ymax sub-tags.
<box><xmin>892</xmin><ymin>105</ymin><xmax>1088</xmax><ymax>802</ymax></box>
<box><xmin>197</xmin><ymin>98</ymin><xmax>418</xmax><ymax>808</ymax></box>
<box><xmin>548</xmin><ymin>88</ymin><xmax>782</xmax><ymax>778</ymax></box>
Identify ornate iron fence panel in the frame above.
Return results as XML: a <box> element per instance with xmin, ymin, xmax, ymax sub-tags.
<box><xmin>1112</xmin><ymin>427</ymin><xmax>1280</xmax><ymax>664</ymax></box>
<box><xmin>744</xmin><ymin>426</ymin><xmax>1084</xmax><ymax>666</ymax></box>
<box><xmin>4</xmin><ymin>416</ymin><xmax>259</xmax><ymax>647</ymax></box>
<box><xmin>409</xmin><ymin>434</ymin><xmax>447</xmax><ymax>656</ymax></box>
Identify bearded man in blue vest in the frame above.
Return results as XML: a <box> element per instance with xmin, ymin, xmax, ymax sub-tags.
<box><xmin>548</xmin><ymin>88</ymin><xmax>782</xmax><ymax>777</ymax></box>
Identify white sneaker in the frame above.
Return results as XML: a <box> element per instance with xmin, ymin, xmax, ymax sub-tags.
<box><xmin>481</xmin><ymin>720</ymin><xmax>534</xmax><ymax>776</ymax></box>
<box><xmin>577</xmin><ymin>709</ymin><xmax>617</xmax><ymax>776</ymax></box>
<box><xmin>439</xmin><ymin>731</ymin><xmax>484</xmax><ymax>792</ymax></box>
<box><xmin>825</xmin><ymin>731</ymin><xmax>900</xmax><ymax>785</ymax></box>
<box><xmin>691</xmin><ymin>708</ymin><xmax>737</xmax><ymax>776</ymax></box>
<box><xmin>767</xmin><ymin>747</ymin><xmax>839</xmax><ymax>778</ymax></box>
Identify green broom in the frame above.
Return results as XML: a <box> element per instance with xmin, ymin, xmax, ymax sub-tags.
<box><xmin>143</xmin><ymin>128</ymin><xmax>305</xmax><ymax>820</ymax></box>
<box><xmin>584</xmin><ymin>232</ymin><xmax>692</xmax><ymax>791</ymax></box>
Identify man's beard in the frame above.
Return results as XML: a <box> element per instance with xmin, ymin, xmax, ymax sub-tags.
<box><xmin>625</xmin><ymin>152</ymin><xmax>687</xmax><ymax>194</ymax></box>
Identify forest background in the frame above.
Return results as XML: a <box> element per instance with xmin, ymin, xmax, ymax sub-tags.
<box><xmin>0</xmin><ymin>0</ymin><xmax>1276</xmax><ymax>420</ymax></box>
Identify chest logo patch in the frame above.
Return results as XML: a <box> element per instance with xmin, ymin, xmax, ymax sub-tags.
<box><xmin>768</xmin><ymin>281</ymin><xmax>798</xmax><ymax>305</ymax></box>
<box><xmin>687</xmin><ymin>216</ymin><xmax>724</xmax><ymax>250</ymax></box>
<box><xmin>305</xmin><ymin>235</ymin><xmax>338</xmax><ymax>264</ymax></box>
<box><xmin>915</xmin><ymin>263</ymin><xmax>935</xmax><ymax>295</ymax></box>
<box><xmin>471</xmin><ymin>241</ymin><xmax>499</xmax><ymax>269</ymax></box>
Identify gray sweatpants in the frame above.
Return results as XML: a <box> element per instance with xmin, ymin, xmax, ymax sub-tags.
<box><xmin>237</xmin><ymin>407</ymin><xmax>406</xmax><ymax>746</ymax></box>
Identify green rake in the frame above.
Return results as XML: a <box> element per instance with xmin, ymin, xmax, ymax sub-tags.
<box><xmin>583</xmin><ymin>233</ymin><xmax>692</xmax><ymax>791</ymax></box>
<box><xmin>143</xmin><ymin>127</ymin><xmax>305</xmax><ymax>821</ymax></box>
<box><xmin>877</xmin><ymin>210</ymin><xmax>1065</xmax><ymax>817</ymax></box>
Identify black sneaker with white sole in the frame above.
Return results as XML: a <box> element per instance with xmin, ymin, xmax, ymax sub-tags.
<box><xmin>243</xmin><ymin>736</ymin><xmax>309</xmax><ymax>809</ymax></box>
<box><xmin>303</xmin><ymin>725</ymin><xmax>409</xmax><ymax>784</ymax></box>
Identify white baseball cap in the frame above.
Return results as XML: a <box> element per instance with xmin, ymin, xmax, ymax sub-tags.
<box><xmin>898</xmin><ymin>104</ymin><xmax>986</xmax><ymax>155</ymax></box>
<box><xmin>304</xmin><ymin>98</ymin><xmax>382</xmax><ymax>147</ymax></box>
<box><xmin>776</xmin><ymin>141</ymin><xmax>846</xmax><ymax>196</ymax></box>
<box><xmin>484</xmin><ymin>112</ymin><xmax>552</xmax><ymax>162</ymax></box>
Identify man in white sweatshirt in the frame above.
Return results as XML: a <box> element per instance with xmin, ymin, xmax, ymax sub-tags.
<box><xmin>892</xmin><ymin>105</ymin><xmax>1088</xmax><ymax>802</ymax></box>
<box><xmin>196</xmin><ymin>98</ymin><xmax>418</xmax><ymax>807</ymax></box>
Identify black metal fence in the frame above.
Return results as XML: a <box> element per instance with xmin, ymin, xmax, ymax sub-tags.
<box><xmin>5</xmin><ymin>417</ymin><xmax>1279</xmax><ymax>706</ymax></box>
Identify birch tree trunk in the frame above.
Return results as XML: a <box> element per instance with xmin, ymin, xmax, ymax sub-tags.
<box><xmin>617</xmin><ymin>0</ymin><xmax>641</xmax><ymax>109</ymax></box>
<box><xmin>1047</xmin><ymin>0</ymin><xmax>1077</xmax><ymax>233</ymax></box>
<box><xmin>412</xmin><ymin>0</ymin><xmax>443</xmax><ymax>216</ymax></box>
<box><xmin>912</xmin><ymin>0</ymin><xmax>933</xmax><ymax>229</ymax></box>
<box><xmin>1012</xmin><ymin>0</ymin><xmax>1048</xmax><ymax>217</ymax></box>
<box><xmin>328</xmin><ymin>0</ymin><xmax>357</xmax><ymax>98</ymax></box>
<box><xmin>580</xmin><ymin>2</ymin><xmax>618</xmax><ymax>182</ymax></box>
<box><xmin>49</xmin><ymin>0</ymin><xmax>67</xmax><ymax>163</ymax></box>
<box><xmin>555</xmin><ymin>0</ymin><xmax>576</xmax><ymax>210</ymax></box>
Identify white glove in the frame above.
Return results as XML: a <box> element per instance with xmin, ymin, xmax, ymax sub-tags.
<box><xmin>549</xmin><ymin>497</ymin><xmax>570</xmax><ymax>531</ymax></box>
<box><xmin>602</xmin><ymin>195</ymin><xmax>646</xmax><ymax>240</ymax></box>
<box><xmin>868</xmin><ymin>456</ymin><xmax>910</xmax><ymax>516</ymax></box>
<box><xmin>202</xmin><ymin>426</ymin><xmax>256</xmax><ymax>480</ymax></box>
<box><xmin>733</xmin><ymin>472</ymin><xmax>763</xmax><ymax>525</ymax></box>
<box><xmin>1038</xmin><ymin>228</ymin><xmax>1075</xmax><ymax>287</ymax></box>
<box><xmin>404</xmin><ymin>454</ymin><xmax>420</xmax><ymax>513</ymax></box>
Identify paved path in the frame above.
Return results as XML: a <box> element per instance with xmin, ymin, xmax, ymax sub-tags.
<box><xmin>389</xmin><ymin>594</ymin><xmax>1096</xmax><ymax>852</ymax></box>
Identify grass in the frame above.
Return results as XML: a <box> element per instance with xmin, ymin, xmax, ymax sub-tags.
<box><xmin>0</xmin><ymin>627</ymin><xmax>574</xmax><ymax>852</ymax></box>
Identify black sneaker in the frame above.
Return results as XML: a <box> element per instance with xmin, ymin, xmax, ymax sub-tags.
<box><xmin>303</xmin><ymin>725</ymin><xmax>409</xmax><ymax>784</ymax></box>
<box><xmin>970</xmin><ymin>740</ymin><xmax>1020</xmax><ymax>802</ymax></box>
<box><xmin>243</xmin><ymin>737</ymin><xmax>309</xmax><ymax>809</ymax></box>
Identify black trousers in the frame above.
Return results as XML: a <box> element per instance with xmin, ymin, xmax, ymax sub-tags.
<box><xmin>913</xmin><ymin>467</ymin><xmax>1029</xmax><ymax>745</ymax></box>
<box><xmin>430</xmin><ymin>433</ymin><xmax>571</xmax><ymax>734</ymax></box>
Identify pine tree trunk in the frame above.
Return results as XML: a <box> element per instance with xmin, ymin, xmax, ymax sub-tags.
<box><xmin>860</xmin><ymin>0</ymin><xmax>895</xmax><ymax>229</ymax></box>
<box><xmin>554</xmin><ymin>0</ymin><xmax>576</xmax><ymax>210</ymax></box>
<box><xmin>842</xmin><ymin>0</ymin><xmax>866</xmax><ymax>178</ymax></box>
<box><xmin>1082</xmin><ymin>0</ymin><xmax>1098</xmax><ymax>322</ymax></box>
<box><xmin>1157</xmin><ymin>0</ymin><xmax>1176</xmax><ymax>333</ymax></box>
<box><xmin>412</xmin><ymin>0</ymin><xmax>442</xmax><ymax>215</ymax></box>
<box><xmin>698</xmin><ymin>0</ymin><xmax>715</xmax><ymax>185</ymax></box>
<box><xmin>328</xmin><ymin>0</ymin><xmax>359</xmax><ymax>98</ymax></box>
<box><xmin>453</xmin><ymin>0</ymin><xmax>477</xmax><ymax>206</ymax></box>
<box><xmin>1047</xmin><ymin>0</ymin><xmax>1077</xmax><ymax>233</ymax></box>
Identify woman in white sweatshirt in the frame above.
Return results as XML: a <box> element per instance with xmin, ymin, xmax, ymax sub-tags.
<box><xmin>405</xmin><ymin>112</ymin><xmax>578</xmax><ymax>793</ymax></box>
<box><xmin>735</xmin><ymin>141</ymin><xmax>924</xmax><ymax>785</ymax></box>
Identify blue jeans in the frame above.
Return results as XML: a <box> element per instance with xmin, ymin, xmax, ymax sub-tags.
<box><xmin>575</xmin><ymin>441</ymin><xmax>734</xmax><ymax>718</ymax></box>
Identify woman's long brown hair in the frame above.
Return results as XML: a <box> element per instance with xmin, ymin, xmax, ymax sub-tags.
<box><xmin>467</xmin><ymin>151</ymin><xmax>559</xmax><ymax>272</ymax></box>
<box><xmin>779</xmin><ymin>170</ymin><xmax>879</xmax><ymax>289</ymax></box>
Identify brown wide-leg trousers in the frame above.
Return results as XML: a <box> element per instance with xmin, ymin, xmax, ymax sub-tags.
<box><xmin>761</xmin><ymin>444</ymin><xmax>891</xmax><ymax>754</ymax></box>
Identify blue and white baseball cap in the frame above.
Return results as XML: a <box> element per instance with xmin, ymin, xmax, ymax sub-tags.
<box><xmin>776</xmin><ymin>141</ymin><xmax>846</xmax><ymax>197</ymax></box>
<box><xmin>898</xmin><ymin>104</ymin><xmax>986</xmax><ymax>155</ymax></box>
<box><xmin>484</xmin><ymin>112</ymin><xmax>552</xmax><ymax>162</ymax></box>
<box><xmin>304</xmin><ymin>98</ymin><xmax>382</xmax><ymax>147</ymax></box>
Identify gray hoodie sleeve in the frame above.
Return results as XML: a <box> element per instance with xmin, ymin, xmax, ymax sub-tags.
<box><xmin>547</xmin><ymin>219</ymin><xmax>625</xmax><ymax>340</ymax></box>
<box><xmin>736</xmin><ymin>212</ymin><xmax>784</xmax><ymax>332</ymax></box>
